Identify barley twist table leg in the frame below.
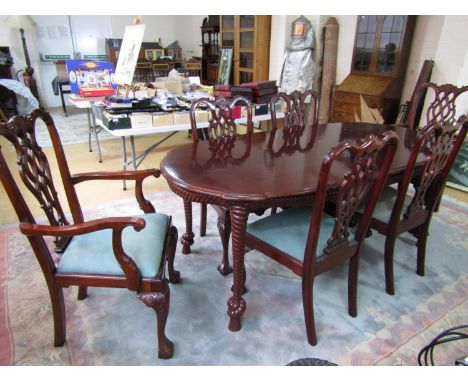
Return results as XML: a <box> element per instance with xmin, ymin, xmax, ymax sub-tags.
<box><xmin>181</xmin><ymin>198</ymin><xmax>195</xmax><ymax>254</ymax></box>
<box><xmin>227</xmin><ymin>205</ymin><xmax>248</xmax><ymax>331</ymax></box>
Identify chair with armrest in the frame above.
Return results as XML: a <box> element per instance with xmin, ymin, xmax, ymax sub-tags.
<box><xmin>355</xmin><ymin>116</ymin><xmax>468</xmax><ymax>295</ymax></box>
<box><xmin>245</xmin><ymin>131</ymin><xmax>398</xmax><ymax>345</ymax></box>
<box><xmin>189</xmin><ymin>96</ymin><xmax>253</xmax><ymax>275</ymax></box>
<box><xmin>0</xmin><ymin>109</ymin><xmax>180</xmax><ymax>359</ymax></box>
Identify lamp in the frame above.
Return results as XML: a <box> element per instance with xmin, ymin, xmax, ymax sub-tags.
<box><xmin>5</xmin><ymin>15</ymin><xmax>40</xmax><ymax>104</ymax></box>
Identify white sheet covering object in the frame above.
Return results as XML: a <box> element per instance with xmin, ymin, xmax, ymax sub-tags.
<box><xmin>279</xmin><ymin>15</ymin><xmax>316</xmax><ymax>95</ymax></box>
<box><xmin>0</xmin><ymin>79</ymin><xmax>39</xmax><ymax>115</ymax></box>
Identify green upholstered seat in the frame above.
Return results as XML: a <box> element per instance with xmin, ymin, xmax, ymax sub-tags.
<box><xmin>358</xmin><ymin>186</ymin><xmax>413</xmax><ymax>224</ymax></box>
<box><xmin>57</xmin><ymin>213</ymin><xmax>169</xmax><ymax>278</ymax></box>
<box><xmin>246</xmin><ymin>207</ymin><xmax>340</xmax><ymax>263</ymax></box>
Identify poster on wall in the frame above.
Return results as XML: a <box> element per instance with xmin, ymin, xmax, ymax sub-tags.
<box><xmin>114</xmin><ymin>24</ymin><xmax>146</xmax><ymax>86</ymax></box>
<box><xmin>66</xmin><ymin>60</ymin><xmax>117</xmax><ymax>96</ymax></box>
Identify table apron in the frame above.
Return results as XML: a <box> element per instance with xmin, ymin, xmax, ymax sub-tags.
<box><xmin>167</xmin><ymin>180</ymin><xmax>315</xmax><ymax>210</ymax></box>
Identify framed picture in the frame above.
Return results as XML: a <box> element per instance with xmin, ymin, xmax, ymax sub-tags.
<box><xmin>216</xmin><ymin>47</ymin><xmax>233</xmax><ymax>85</ymax></box>
<box><xmin>114</xmin><ymin>24</ymin><xmax>146</xmax><ymax>86</ymax></box>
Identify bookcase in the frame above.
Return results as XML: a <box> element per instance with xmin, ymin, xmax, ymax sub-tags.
<box><xmin>220</xmin><ymin>16</ymin><xmax>271</xmax><ymax>85</ymax></box>
<box><xmin>331</xmin><ymin>16</ymin><xmax>416</xmax><ymax>124</ymax></box>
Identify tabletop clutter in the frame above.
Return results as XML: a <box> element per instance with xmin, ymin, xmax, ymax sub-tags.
<box><xmin>90</xmin><ymin>69</ymin><xmax>280</xmax><ymax>130</ymax></box>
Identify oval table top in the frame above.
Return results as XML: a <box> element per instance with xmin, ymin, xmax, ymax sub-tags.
<box><xmin>160</xmin><ymin>122</ymin><xmax>417</xmax><ymax>203</ymax></box>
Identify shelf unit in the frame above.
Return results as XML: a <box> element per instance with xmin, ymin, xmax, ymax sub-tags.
<box><xmin>219</xmin><ymin>15</ymin><xmax>271</xmax><ymax>85</ymax></box>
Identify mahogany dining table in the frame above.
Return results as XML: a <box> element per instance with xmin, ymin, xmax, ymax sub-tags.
<box><xmin>160</xmin><ymin>122</ymin><xmax>420</xmax><ymax>332</ymax></box>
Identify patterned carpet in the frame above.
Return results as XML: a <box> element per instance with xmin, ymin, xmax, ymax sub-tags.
<box><xmin>36</xmin><ymin>106</ymin><xmax>118</xmax><ymax>148</ymax></box>
<box><xmin>0</xmin><ymin>191</ymin><xmax>467</xmax><ymax>366</ymax></box>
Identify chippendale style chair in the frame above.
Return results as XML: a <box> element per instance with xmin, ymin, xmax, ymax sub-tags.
<box><xmin>405</xmin><ymin>82</ymin><xmax>468</xmax><ymax>212</ymax></box>
<box><xmin>245</xmin><ymin>131</ymin><xmax>399</xmax><ymax>345</ymax></box>
<box><xmin>0</xmin><ymin>110</ymin><xmax>180</xmax><ymax>359</ymax></box>
<box><xmin>406</xmin><ymin>82</ymin><xmax>468</xmax><ymax>130</ymax></box>
<box><xmin>357</xmin><ymin>116</ymin><xmax>468</xmax><ymax>295</ymax></box>
<box><xmin>270</xmin><ymin>89</ymin><xmax>319</xmax><ymax>131</ymax></box>
<box><xmin>189</xmin><ymin>96</ymin><xmax>253</xmax><ymax>275</ymax></box>
<box><xmin>268</xmin><ymin>89</ymin><xmax>320</xmax><ymax>215</ymax></box>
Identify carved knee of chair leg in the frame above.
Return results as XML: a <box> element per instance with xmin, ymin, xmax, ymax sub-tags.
<box><xmin>138</xmin><ymin>283</ymin><xmax>174</xmax><ymax>359</ymax></box>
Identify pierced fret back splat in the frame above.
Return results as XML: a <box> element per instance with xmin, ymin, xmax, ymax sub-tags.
<box><xmin>0</xmin><ymin>111</ymin><xmax>69</xmax><ymax>227</ymax></box>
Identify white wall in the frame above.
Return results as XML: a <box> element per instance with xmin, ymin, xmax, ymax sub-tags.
<box><xmin>109</xmin><ymin>15</ymin><xmax>177</xmax><ymax>48</ymax></box>
<box><xmin>0</xmin><ymin>16</ymin><xmax>44</xmax><ymax>104</ymax></box>
<box><xmin>3</xmin><ymin>15</ymin><xmax>468</xmax><ymax>113</ymax></box>
<box><xmin>174</xmin><ymin>15</ymin><xmax>206</xmax><ymax>60</ymax></box>
<box><xmin>430</xmin><ymin>16</ymin><xmax>468</xmax><ymax>115</ymax></box>
<box><xmin>400</xmin><ymin>16</ymin><xmax>444</xmax><ymax>103</ymax></box>
<box><xmin>303</xmin><ymin>15</ymin><xmax>468</xmax><ymax>118</ymax></box>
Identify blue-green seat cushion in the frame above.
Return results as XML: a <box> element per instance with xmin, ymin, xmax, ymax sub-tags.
<box><xmin>357</xmin><ymin>186</ymin><xmax>413</xmax><ymax>224</ymax></box>
<box><xmin>57</xmin><ymin>213</ymin><xmax>169</xmax><ymax>278</ymax></box>
<box><xmin>246</xmin><ymin>206</ymin><xmax>339</xmax><ymax>263</ymax></box>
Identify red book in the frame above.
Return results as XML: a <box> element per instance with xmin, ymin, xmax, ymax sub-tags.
<box><xmin>240</xmin><ymin>80</ymin><xmax>277</xmax><ymax>90</ymax></box>
<box><xmin>214</xmin><ymin>85</ymin><xmax>231</xmax><ymax>91</ymax></box>
<box><xmin>230</xmin><ymin>86</ymin><xmax>253</xmax><ymax>94</ymax></box>
<box><xmin>253</xmin><ymin>87</ymin><xmax>278</xmax><ymax>96</ymax></box>
<box><xmin>214</xmin><ymin>90</ymin><xmax>233</xmax><ymax>98</ymax></box>
<box><xmin>254</xmin><ymin>95</ymin><xmax>275</xmax><ymax>104</ymax></box>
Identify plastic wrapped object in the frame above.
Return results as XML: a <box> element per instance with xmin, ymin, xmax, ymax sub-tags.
<box><xmin>279</xmin><ymin>16</ymin><xmax>316</xmax><ymax>94</ymax></box>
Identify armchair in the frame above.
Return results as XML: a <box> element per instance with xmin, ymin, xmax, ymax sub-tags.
<box><xmin>0</xmin><ymin>109</ymin><xmax>179</xmax><ymax>359</ymax></box>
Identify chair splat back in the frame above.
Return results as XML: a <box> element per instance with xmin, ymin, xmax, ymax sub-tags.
<box><xmin>405</xmin><ymin>116</ymin><xmax>468</xmax><ymax>218</ymax></box>
<box><xmin>270</xmin><ymin>89</ymin><xmax>319</xmax><ymax>132</ymax></box>
<box><xmin>190</xmin><ymin>96</ymin><xmax>253</xmax><ymax>143</ymax></box>
<box><xmin>0</xmin><ymin>110</ymin><xmax>77</xmax><ymax>227</ymax></box>
<box><xmin>407</xmin><ymin>82</ymin><xmax>468</xmax><ymax>130</ymax></box>
<box><xmin>310</xmin><ymin>132</ymin><xmax>399</xmax><ymax>257</ymax></box>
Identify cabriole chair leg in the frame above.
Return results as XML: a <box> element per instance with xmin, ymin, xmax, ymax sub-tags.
<box><xmin>167</xmin><ymin>226</ymin><xmax>180</xmax><ymax>284</ymax></box>
<box><xmin>49</xmin><ymin>284</ymin><xmax>66</xmax><ymax>347</ymax></box>
<box><xmin>77</xmin><ymin>286</ymin><xmax>88</xmax><ymax>300</ymax></box>
<box><xmin>302</xmin><ymin>276</ymin><xmax>317</xmax><ymax>346</ymax></box>
<box><xmin>138</xmin><ymin>282</ymin><xmax>174</xmax><ymax>359</ymax></box>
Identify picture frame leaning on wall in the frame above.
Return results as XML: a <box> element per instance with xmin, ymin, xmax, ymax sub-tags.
<box><xmin>216</xmin><ymin>47</ymin><xmax>233</xmax><ymax>85</ymax></box>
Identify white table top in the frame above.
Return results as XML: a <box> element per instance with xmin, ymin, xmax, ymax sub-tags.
<box><xmin>67</xmin><ymin>95</ymin><xmax>105</xmax><ymax>109</ymax></box>
<box><xmin>95</xmin><ymin>112</ymin><xmax>283</xmax><ymax>138</ymax></box>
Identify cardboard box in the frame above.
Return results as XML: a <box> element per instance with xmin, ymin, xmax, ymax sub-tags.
<box><xmin>66</xmin><ymin>60</ymin><xmax>117</xmax><ymax>97</ymax></box>
<box><xmin>101</xmin><ymin>111</ymin><xmax>131</xmax><ymax>130</ymax></box>
<box><xmin>195</xmin><ymin>110</ymin><xmax>209</xmax><ymax>123</ymax></box>
<box><xmin>152</xmin><ymin>112</ymin><xmax>174</xmax><ymax>127</ymax></box>
<box><xmin>173</xmin><ymin>111</ymin><xmax>190</xmax><ymax>125</ymax></box>
<box><xmin>129</xmin><ymin>112</ymin><xmax>153</xmax><ymax>129</ymax></box>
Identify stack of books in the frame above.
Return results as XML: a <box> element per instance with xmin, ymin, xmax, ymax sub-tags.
<box><xmin>213</xmin><ymin>85</ymin><xmax>253</xmax><ymax>101</ymax></box>
<box><xmin>239</xmin><ymin>80</ymin><xmax>278</xmax><ymax>104</ymax></box>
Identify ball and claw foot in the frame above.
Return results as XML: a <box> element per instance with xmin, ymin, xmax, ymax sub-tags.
<box><xmin>158</xmin><ymin>338</ymin><xmax>174</xmax><ymax>359</ymax></box>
